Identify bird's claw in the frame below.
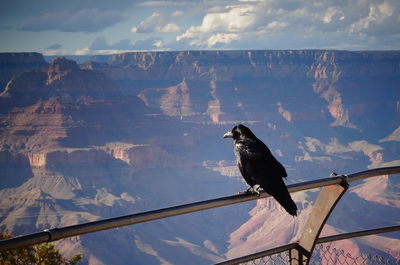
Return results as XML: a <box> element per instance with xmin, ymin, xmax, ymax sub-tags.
<box><xmin>238</xmin><ymin>187</ymin><xmax>252</xmax><ymax>195</ymax></box>
<box><xmin>238</xmin><ymin>186</ymin><xmax>260</xmax><ymax>196</ymax></box>
<box><xmin>252</xmin><ymin>185</ymin><xmax>261</xmax><ymax>196</ymax></box>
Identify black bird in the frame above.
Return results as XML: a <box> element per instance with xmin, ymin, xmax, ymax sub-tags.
<box><xmin>223</xmin><ymin>124</ymin><xmax>297</xmax><ymax>216</ymax></box>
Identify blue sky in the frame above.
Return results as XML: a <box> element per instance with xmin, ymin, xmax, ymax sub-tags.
<box><xmin>1</xmin><ymin>0</ymin><xmax>400</xmax><ymax>55</ymax></box>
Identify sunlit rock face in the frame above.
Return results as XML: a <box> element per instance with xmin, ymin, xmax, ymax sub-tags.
<box><xmin>0</xmin><ymin>50</ymin><xmax>399</xmax><ymax>265</ymax></box>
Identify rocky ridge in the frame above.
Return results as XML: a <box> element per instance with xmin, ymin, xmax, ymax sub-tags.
<box><xmin>0</xmin><ymin>52</ymin><xmax>48</xmax><ymax>91</ymax></box>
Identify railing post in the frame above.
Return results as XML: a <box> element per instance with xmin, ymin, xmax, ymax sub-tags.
<box><xmin>290</xmin><ymin>180</ymin><xmax>348</xmax><ymax>265</ymax></box>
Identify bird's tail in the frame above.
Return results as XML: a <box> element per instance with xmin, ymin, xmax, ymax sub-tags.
<box><xmin>262</xmin><ymin>182</ymin><xmax>297</xmax><ymax>216</ymax></box>
<box><xmin>272</xmin><ymin>191</ymin><xmax>297</xmax><ymax>216</ymax></box>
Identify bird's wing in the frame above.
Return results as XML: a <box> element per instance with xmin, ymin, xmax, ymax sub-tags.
<box><xmin>248</xmin><ymin>139</ymin><xmax>296</xmax><ymax>215</ymax></box>
<box><xmin>238</xmin><ymin>138</ymin><xmax>287</xmax><ymax>181</ymax></box>
<box><xmin>237</xmin><ymin>156</ymin><xmax>257</xmax><ymax>187</ymax></box>
<box><xmin>257</xmin><ymin>140</ymin><xmax>287</xmax><ymax>178</ymax></box>
<box><xmin>235</xmin><ymin>138</ymin><xmax>296</xmax><ymax>215</ymax></box>
<box><xmin>262</xmin><ymin>176</ymin><xmax>297</xmax><ymax>216</ymax></box>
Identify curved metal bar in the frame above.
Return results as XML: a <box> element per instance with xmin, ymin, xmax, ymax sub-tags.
<box><xmin>214</xmin><ymin>225</ymin><xmax>400</xmax><ymax>265</ymax></box>
<box><xmin>215</xmin><ymin>243</ymin><xmax>298</xmax><ymax>265</ymax></box>
<box><xmin>345</xmin><ymin>166</ymin><xmax>400</xmax><ymax>182</ymax></box>
<box><xmin>1</xmin><ymin>166</ymin><xmax>399</xmax><ymax>252</ymax></box>
<box><xmin>317</xmin><ymin>225</ymin><xmax>400</xmax><ymax>244</ymax></box>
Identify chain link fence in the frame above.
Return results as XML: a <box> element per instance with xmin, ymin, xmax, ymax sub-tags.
<box><xmin>310</xmin><ymin>244</ymin><xmax>400</xmax><ymax>265</ymax></box>
<box><xmin>237</xmin><ymin>243</ymin><xmax>399</xmax><ymax>265</ymax></box>
<box><xmin>238</xmin><ymin>252</ymin><xmax>289</xmax><ymax>265</ymax></box>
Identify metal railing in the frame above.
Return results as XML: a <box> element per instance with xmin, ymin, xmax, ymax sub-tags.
<box><xmin>312</xmin><ymin>243</ymin><xmax>400</xmax><ymax>265</ymax></box>
<box><xmin>1</xmin><ymin>166</ymin><xmax>399</xmax><ymax>260</ymax></box>
<box><xmin>233</xmin><ymin>240</ymin><xmax>400</xmax><ymax>265</ymax></box>
<box><xmin>217</xmin><ymin>225</ymin><xmax>400</xmax><ymax>265</ymax></box>
<box><xmin>216</xmin><ymin>166</ymin><xmax>400</xmax><ymax>265</ymax></box>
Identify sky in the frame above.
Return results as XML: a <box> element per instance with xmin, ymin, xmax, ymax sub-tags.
<box><xmin>1</xmin><ymin>0</ymin><xmax>400</xmax><ymax>55</ymax></box>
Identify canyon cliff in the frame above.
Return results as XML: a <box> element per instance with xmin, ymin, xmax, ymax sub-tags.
<box><xmin>0</xmin><ymin>51</ymin><xmax>399</xmax><ymax>264</ymax></box>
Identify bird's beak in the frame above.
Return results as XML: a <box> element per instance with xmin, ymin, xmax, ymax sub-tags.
<box><xmin>223</xmin><ymin>131</ymin><xmax>233</xmax><ymax>138</ymax></box>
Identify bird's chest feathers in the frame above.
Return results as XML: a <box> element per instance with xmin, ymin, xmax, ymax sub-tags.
<box><xmin>234</xmin><ymin>141</ymin><xmax>254</xmax><ymax>161</ymax></box>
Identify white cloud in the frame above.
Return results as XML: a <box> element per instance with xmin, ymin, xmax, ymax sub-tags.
<box><xmin>323</xmin><ymin>7</ymin><xmax>344</xmax><ymax>24</ymax></box>
<box><xmin>207</xmin><ymin>33</ymin><xmax>240</xmax><ymax>47</ymax></box>
<box><xmin>134</xmin><ymin>12</ymin><xmax>163</xmax><ymax>33</ymax></box>
<box><xmin>177</xmin><ymin>2</ymin><xmax>309</xmax><ymax>48</ymax></box>
<box><xmin>43</xmin><ymin>50</ymin><xmax>69</xmax><ymax>56</ymax></box>
<box><xmin>72</xmin><ymin>45</ymin><xmax>172</xmax><ymax>55</ymax></box>
<box><xmin>174</xmin><ymin>0</ymin><xmax>400</xmax><ymax>49</ymax></box>
<box><xmin>348</xmin><ymin>0</ymin><xmax>400</xmax><ymax>38</ymax></box>
<box><xmin>89</xmin><ymin>36</ymin><xmax>166</xmax><ymax>52</ymax></box>
<box><xmin>132</xmin><ymin>11</ymin><xmax>181</xmax><ymax>33</ymax></box>
<box><xmin>3</xmin><ymin>0</ymin><xmax>400</xmax><ymax>52</ymax></box>
<box><xmin>378</xmin><ymin>1</ymin><xmax>394</xmax><ymax>17</ymax></box>
<box><xmin>172</xmin><ymin>10</ymin><xmax>183</xmax><ymax>17</ymax></box>
<box><xmin>74</xmin><ymin>48</ymin><xmax>131</xmax><ymax>55</ymax></box>
<box><xmin>74</xmin><ymin>47</ymin><xmax>91</xmax><ymax>55</ymax></box>
<box><xmin>160</xmin><ymin>23</ymin><xmax>181</xmax><ymax>33</ymax></box>
<box><xmin>182</xmin><ymin>4</ymin><xmax>257</xmax><ymax>34</ymax></box>
<box><xmin>257</xmin><ymin>21</ymin><xmax>288</xmax><ymax>35</ymax></box>
<box><xmin>153</xmin><ymin>40</ymin><xmax>164</xmax><ymax>48</ymax></box>
<box><xmin>177</xmin><ymin>4</ymin><xmax>260</xmax><ymax>47</ymax></box>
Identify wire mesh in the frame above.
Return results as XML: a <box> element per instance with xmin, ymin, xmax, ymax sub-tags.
<box><xmin>236</xmin><ymin>244</ymin><xmax>399</xmax><ymax>265</ymax></box>
<box><xmin>310</xmin><ymin>244</ymin><xmax>400</xmax><ymax>265</ymax></box>
<box><xmin>238</xmin><ymin>251</ymin><xmax>290</xmax><ymax>265</ymax></box>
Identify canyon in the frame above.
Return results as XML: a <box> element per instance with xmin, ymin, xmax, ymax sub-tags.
<box><xmin>0</xmin><ymin>50</ymin><xmax>399</xmax><ymax>264</ymax></box>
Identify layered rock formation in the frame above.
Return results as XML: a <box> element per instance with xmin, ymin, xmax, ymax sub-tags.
<box><xmin>0</xmin><ymin>51</ymin><xmax>399</xmax><ymax>264</ymax></box>
<box><xmin>0</xmin><ymin>52</ymin><xmax>48</xmax><ymax>91</ymax></box>
<box><xmin>86</xmin><ymin>51</ymin><xmax>399</xmax><ymax>138</ymax></box>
